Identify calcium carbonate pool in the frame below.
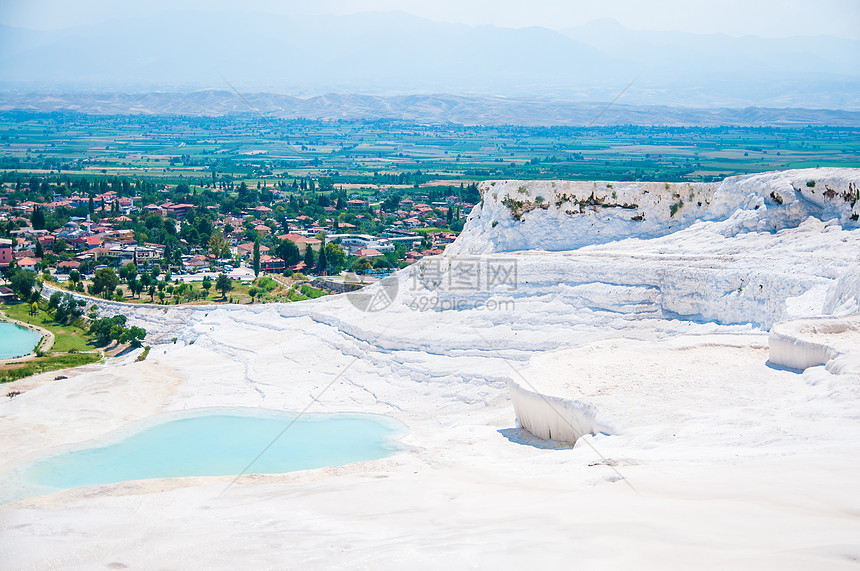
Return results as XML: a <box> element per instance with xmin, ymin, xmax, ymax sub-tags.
<box><xmin>9</xmin><ymin>409</ymin><xmax>407</xmax><ymax>501</ymax></box>
<box><xmin>0</xmin><ymin>322</ymin><xmax>42</xmax><ymax>359</ymax></box>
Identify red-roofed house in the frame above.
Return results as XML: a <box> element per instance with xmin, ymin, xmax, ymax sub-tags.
<box><xmin>276</xmin><ymin>233</ymin><xmax>321</xmax><ymax>253</ymax></box>
<box><xmin>404</xmin><ymin>250</ymin><xmax>424</xmax><ymax>263</ymax></box>
<box><xmin>186</xmin><ymin>254</ymin><xmax>214</xmax><ymax>270</ymax></box>
<box><xmin>56</xmin><ymin>260</ymin><xmax>81</xmax><ymax>273</ymax></box>
<box><xmin>144</xmin><ymin>204</ymin><xmax>165</xmax><ymax>216</ymax></box>
<box><xmin>259</xmin><ymin>255</ymin><xmax>285</xmax><ymax>273</ymax></box>
<box><xmin>17</xmin><ymin>257</ymin><xmax>39</xmax><ymax>271</ymax></box>
<box><xmin>166</xmin><ymin>203</ymin><xmax>194</xmax><ymax>218</ymax></box>
<box><xmin>236</xmin><ymin>242</ymin><xmax>270</xmax><ymax>258</ymax></box>
<box><xmin>354</xmin><ymin>248</ymin><xmax>383</xmax><ymax>258</ymax></box>
<box><xmin>73</xmin><ymin>235</ymin><xmax>102</xmax><ymax>250</ymax></box>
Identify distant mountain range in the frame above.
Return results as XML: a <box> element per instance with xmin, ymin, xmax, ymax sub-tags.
<box><xmin>2</xmin><ymin>91</ymin><xmax>859</xmax><ymax>126</ymax></box>
<box><xmin>0</xmin><ymin>11</ymin><xmax>858</xmax><ymax>110</ymax></box>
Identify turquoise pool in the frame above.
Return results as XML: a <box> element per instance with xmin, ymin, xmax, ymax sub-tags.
<box><xmin>0</xmin><ymin>322</ymin><xmax>42</xmax><ymax>359</ymax></box>
<box><xmin>14</xmin><ymin>409</ymin><xmax>406</xmax><ymax>498</ymax></box>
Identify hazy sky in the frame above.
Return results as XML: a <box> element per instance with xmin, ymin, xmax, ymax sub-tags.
<box><xmin>2</xmin><ymin>0</ymin><xmax>859</xmax><ymax>39</ymax></box>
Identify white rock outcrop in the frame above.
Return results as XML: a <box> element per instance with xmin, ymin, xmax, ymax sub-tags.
<box><xmin>449</xmin><ymin>168</ymin><xmax>860</xmax><ymax>255</ymax></box>
<box><xmin>769</xmin><ymin>314</ymin><xmax>860</xmax><ymax>374</ymax></box>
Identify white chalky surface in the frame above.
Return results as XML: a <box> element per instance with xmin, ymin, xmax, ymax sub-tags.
<box><xmin>1</xmin><ymin>168</ymin><xmax>859</xmax><ymax>570</ymax></box>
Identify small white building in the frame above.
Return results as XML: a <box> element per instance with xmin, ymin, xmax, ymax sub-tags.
<box><xmin>328</xmin><ymin>234</ymin><xmax>394</xmax><ymax>256</ymax></box>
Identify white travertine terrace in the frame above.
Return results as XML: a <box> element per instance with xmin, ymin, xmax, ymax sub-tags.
<box><xmin>769</xmin><ymin>315</ymin><xmax>860</xmax><ymax>374</ymax></box>
<box><xmin>3</xmin><ymin>168</ymin><xmax>860</xmax><ymax>569</ymax></box>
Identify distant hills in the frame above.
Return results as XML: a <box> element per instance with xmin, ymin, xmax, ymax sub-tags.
<box><xmin>2</xmin><ymin>91</ymin><xmax>859</xmax><ymax>127</ymax></box>
<box><xmin>0</xmin><ymin>11</ymin><xmax>858</xmax><ymax>110</ymax></box>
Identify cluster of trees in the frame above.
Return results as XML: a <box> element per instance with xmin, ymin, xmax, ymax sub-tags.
<box><xmin>47</xmin><ymin>291</ymin><xmax>85</xmax><ymax>324</ymax></box>
<box><xmin>77</xmin><ymin>263</ymin><xmax>240</xmax><ymax>304</ymax></box>
<box><xmin>89</xmin><ymin>315</ymin><xmax>146</xmax><ymax>347</ymax></box>
<box><xmin>283</xmin><ymin>238</ymin><xmax>348</xmax><ymax>275</ymax></box>
<box><xmin>89</xmin><ymin>267</ymin><xmax>121</xmax><ymax>299</ymax></box>
<box><xmin>89</xmin><ymin>264</ymin><xmax>171</xmax><ymax>302</ymax></box>
<box><xmin>130</xmin><ymin>214</ymin><xmax>181</xmax><ymax>255</ymax></box>
<box><xmin>1</xmin><ymin>173</ymin><xmax>157</xmax><ymax>209</ymax></box>
<box><xmin>4</xmin><ymin>267</ymin><xmax>39</xmax><ymax>301</ymax></box>
<box><xmin>372</xmin><ymin>170</ymin><xmax>430</xmax><ymax>186</ymax></box>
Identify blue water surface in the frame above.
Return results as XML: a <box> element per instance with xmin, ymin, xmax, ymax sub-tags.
<box><xmin>19</xmin><ymin>409</ymin><xmax>406</xmax><ymax>495</ymax></box>
<box><xmin>0</xmin><ymin>322</ymin><xmax>42</xmax><ymax>359</ymax></box>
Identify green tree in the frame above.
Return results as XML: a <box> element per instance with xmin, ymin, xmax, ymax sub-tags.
<box><xmin>303</xmin><ymin>245</ymin><xmax>314</xmax><ymax>269</ymax></box>
<box><xmin>91</xmin><ymin>268</ymin><xmax>120</xmax><ymax>299</ymax></box>
<box><xmin>252</xmin><ymin>238</ymin><xmax>261</xmax><ymax>277</ymax></box>
<box><xmin>121</xmin><ymin>326</ymin><xmax>147</xmax><ymax>348</ymax></box>
<box><xmin>89</xmin><ymin>315</ymin><xmax>128</xmax><ymax>346</ymax></box>
<box><xmin>129</xmin><ymin>278</ymin><xmax>144</xmax><ymax>298</ymax></box>
<box><xmin>353</xmin><ymin>257</ymin><xmax>373</xmax><ymax>274</ymax></box>
<box><xmin>34</xmin><ymin>240</ymin><xmax>44</xmax><ymax>259</ymax></box>
<box><xmin>324</xmin><ymin>242</ymin><xmax>346</xmax><ymax>274</ymax></box>
<box><xmin>208</xmin><ymin>229</ymin><xmax>230</xmax><ymax>258</ymax></box>
<box><xmin>317</xmin><ymin>238</ymin><xmax>327</xmax><ymax>273</ymax></box>
<box><xmin>53</xmin><ymin>292</ymin><xmax>82</xmax><ymax>324</ymax></box>
<box><xmin>201</xmin><ymin>276</ymin><xmax>212</xmax><ymax>296</ymax></box>
<box><xmin>277</xmin><ymin>239</ymin><xmax>300</xmax><ymax>266</ymax></box>
<box><xmin>32</xmin><ymin>206</ymin><xmax>46</xmax><ymax>230</ymax></box>
<box><xmin>48</xmin><ymin>291</ymin><xmax>62</xmax><ymax>310</ymax></box>
<box><xmin>11</xmin><ymin>269</ymin><xmax>36</xmax><ymax>299</ymax></box>
<box><xmin>119</xmin><ymin>263</ymin><xmax>137</xmax><ymax>286</ymax></box>
<box><xmin>216</xmin><ymin>273</ymin><xmax>233</xmax><ymax>299</ymax></box>
<box><xmin>69</xmin><ymin>269</ymin><xmax>81</xmax><ymax>286</ymax></box>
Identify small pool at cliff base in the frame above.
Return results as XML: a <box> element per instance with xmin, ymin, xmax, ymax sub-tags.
<box><xmin>0</xmin><ymin>322</ymin><xmax>42</xmax><ymax>359</ymax></box>
<box><xmin>9</xmin><ymin>409</ymin><xmax>407</xmax><ymax>501</ymax></box>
